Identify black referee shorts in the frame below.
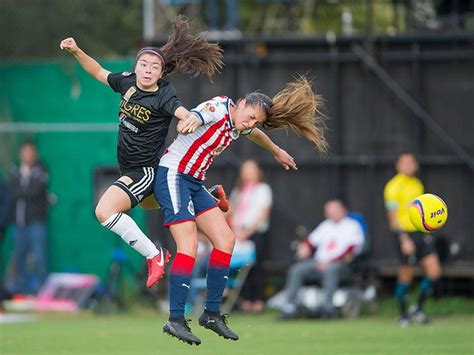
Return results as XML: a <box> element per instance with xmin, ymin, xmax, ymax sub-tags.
<box><xmin>393</xmin><ymin>231</ymin><xmax>437</xmax><ymax>265</ymax></box>
<box><xmin>114</xmin><ymin>167</ymin><xmax>156</xmax><ymax>208</ymax></box>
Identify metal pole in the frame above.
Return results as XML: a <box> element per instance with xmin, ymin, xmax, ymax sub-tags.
<box><xmin>143</xmin><ymin>0</ymin><xmax>155</xmax><ymax>41</ymax></box>
<box><xmin>366</xmin><ymin>0</ymin><xmax>373</xmax><ymax>35</ymax></box>
<box><xmin>0</xmin><ymin>123</ymin><xmax>118</xmax><ymax>133</ymax></box>
<box><xmin>410</xmin><ymin>43</ymin><xmax>424</xmax><ymax>155</ymax></box>
<box><xmin>329</xmin><ymin>45</ymin><xmax>344</xmax><ymax>199</ymax></box>
<box><xmin>363</xmin><ymin>39</ymin><xmax>376</xmax><ymax>256</ymax></box>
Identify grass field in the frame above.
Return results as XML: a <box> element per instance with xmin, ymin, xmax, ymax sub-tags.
<box><xmin>2</xmin><ymin>298</ymin><xmax>474</xmax><ymax>355</ymax></box>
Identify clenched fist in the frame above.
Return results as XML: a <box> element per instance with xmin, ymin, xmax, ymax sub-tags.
<box><xmin>59</xmin><ymin>37</ymin><xmax>79</xmax><ymax>54</ymax></box>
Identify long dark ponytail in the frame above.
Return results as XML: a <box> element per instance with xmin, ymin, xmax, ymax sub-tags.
<box><xmin>137</xmin><ymin>15</ymin><xmax>223</xmax><ymax>81</ymax></box>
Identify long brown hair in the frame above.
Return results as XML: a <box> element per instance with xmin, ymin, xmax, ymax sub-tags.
<box><xmin>246</xmin><ymin>75</ymin><xmax>328</xmax><ymax>153</ymax></box>
<box><xmin>137</xmin><ymin>15</ymin><xmax>223</xmax><ymax>81</ymax></box>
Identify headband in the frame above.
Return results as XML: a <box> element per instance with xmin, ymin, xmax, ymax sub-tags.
<box><xmin>249</xmin><ymin>96</ymin><xmax>271</xmax><ymax>111</ymax></box>
<box><xmin>136</xmin><ymin>48</ymin><xmax>165</xmax><ymax>65</ymax></box>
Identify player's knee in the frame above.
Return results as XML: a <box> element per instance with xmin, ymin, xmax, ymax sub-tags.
<box><xmin>188</xmin><ymin>237</ymin><xmax>199</xmax><ymax>255</ymax></box>
<box><xmin>219</xmin><ymin>229</ymin><xmax>235</xmax><ymax>253</ymax></box>
<box><xmin>95</xmin><ymin>205</ymin><xmax>113</xmax><ymax>224</ymax></box>
<box><xmin>428</xmin><ymin>269</ymin><xmax>441</xmax><ymax>281</ymax></box>
<box><xmin>177</xmin><ymin>237</ymin><xmax>198</xmax><ymax>256</ymax></box>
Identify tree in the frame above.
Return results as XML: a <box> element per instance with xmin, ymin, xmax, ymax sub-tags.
<box><xmin>0</xmin><ymin>0</ymin><xmax>142</xmax><ymax>59</ymax></box>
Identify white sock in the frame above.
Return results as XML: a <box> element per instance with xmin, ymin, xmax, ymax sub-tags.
<box><xmin>101</xmin><ymin>213</ymin><xmax>159</xmax><ymax>259</ymax></box>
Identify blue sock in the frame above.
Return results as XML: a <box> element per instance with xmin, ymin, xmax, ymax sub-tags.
<box><xmin>205</xmin><ymin>248</ymin><xmax>231</xmax><ymax>313</ymax></box>
<box><xmin>417</xmin><ymin>277</ymin><xmax>436</xmax><ymax>311</ymax></box>
<box><xmin>169</xmin><ymin>253</ymin><xmax>195</xmax><ymax>319</ymax></box>
<box><xmin>395</xmin><ymin>282</ymin><xmax>410</xmax><ymax>316</ymax></box>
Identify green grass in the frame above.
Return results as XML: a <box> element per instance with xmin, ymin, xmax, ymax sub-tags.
<box><xmin>2</xmin><ymin>300</ymin><xmax>474</xmax><ymax>355</ymax></box>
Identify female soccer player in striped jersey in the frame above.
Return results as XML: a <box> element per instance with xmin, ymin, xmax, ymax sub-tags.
<box><xmin>59</xmin><ymin>16</ymin><xmax>223</xmax><ymax>289</ymax></box>
<box><xmin>156</xmin><ymin>76</ymin><xmax>328</xmax><ymax>345</ymax></box>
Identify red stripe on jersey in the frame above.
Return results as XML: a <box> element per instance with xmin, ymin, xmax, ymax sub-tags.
<box><xmin>177</xmin><ymin>118</ymin><xmax>227</xmax><ymax>174</ymax></box>
<box><xmin>188</xmin><ymin>115</ymin><xmax>229</xmax><ymax>177</ymax></box>
<box><xmin>197</xmin><ymin>132</ymin><xmax>232</xmax><ymax>180</ymax></box>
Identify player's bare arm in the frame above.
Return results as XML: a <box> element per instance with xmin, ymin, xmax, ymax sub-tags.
<box><xmin>59</xmin><ymin>37</ymin><xmax>110</xmax><ymax>86</ymax></box>
<box><xmin>385</xmin><ymin>208</ymin><xmax>415</xmax><ymax>254</ymax></box>
<box><xmin>174</xmin><ymin>107</ymin><xmax>201</xmax><ymax>134</ymax></box>
<box><xmin>246</xmin><ymin>128</ymin><xmax>297</xmax><ymax>170</ymax></box>
<box><xmin>386</xmin><ymin>209</ymin><xmax>400</xmax><ymax>231</ymax></box>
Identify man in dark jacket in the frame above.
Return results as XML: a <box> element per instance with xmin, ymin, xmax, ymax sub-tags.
<box><xmin>8</xmin><ymin>142</ymin><xmax>49</xmax><ymax>294</ymax></box>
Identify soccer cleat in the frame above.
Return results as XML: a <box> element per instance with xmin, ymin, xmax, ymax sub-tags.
<box><xmin>209</xmin><ymin>185</ymin><xmax>229</xmax><ymax>212</ymax></box>
<box><xmin>146</xmin><ymin>247</ymin><xmax>171</xmax><ymax>288</ymax></box>
<box><xmin>397</xmin><ymin>315</ymin><xmax>412</xmax><ymax>327</ymax></box>
<box><xmin>199</xmin><ymin>310</ymin><xmax>239</xmax><ymax>340</ymax></box>
<box><xmin>163</xmin><ymin>318</ymin><xmax>201</xmax><ymax>346</ymax></box>
<box><xmin>276</xmin><ymin>303</ymin><xmax>297</xmax><ymax>321</ymax></box>
<box><xmin>276</xmin><ymin>310</ymin><xmax>298</xmax><ymax>321</ymax></box>
<box><xmin>408</xmin><ymin>305</ymin><xmax>430</xmax><ymax>324</ymax></box>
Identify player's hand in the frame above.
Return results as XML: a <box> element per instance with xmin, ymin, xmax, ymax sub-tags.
<box><xmin>59</xmin><ymin>37</ymin><xmax>79</xmax><ymax>54</ymax></box>
<box><xmin>316</xmin><ymin>262</ymin><xmax>329</xmax><ymax>271</ymax></box>
<box><xmin>178</xmin><ymin>113</ymin><xmax>200</xmax><ymax>134</ymax></box>
<box><xmin>400</xmin><ymin>233</ymin><xmax>415</xmax><ymax>255</ymax></box>
<box><xmin>274</xmin><ymin>148</ymin><xmax>297</xmax><ymax>170</ymax></box>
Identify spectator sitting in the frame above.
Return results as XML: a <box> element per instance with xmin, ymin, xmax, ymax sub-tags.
<box><xmin>277</xmin><ymin>199</ymin><xmax>364</xmax><ymax>319</ymax></box>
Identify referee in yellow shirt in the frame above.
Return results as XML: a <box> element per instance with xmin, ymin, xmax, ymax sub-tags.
<box><xmin>384</xmin><ymin>152</ymin><xmax>441</xmax><ymax>326</ymax></box>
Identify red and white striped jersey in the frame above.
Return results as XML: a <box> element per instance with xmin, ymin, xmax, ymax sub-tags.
<box><xmin>159</xmin><ymin>96</ymin><xmax>252</xmax><ymax>180</ymax></box>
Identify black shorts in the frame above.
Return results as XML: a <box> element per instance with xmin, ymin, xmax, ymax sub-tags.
<box><xmin>394</xmin><ymin>231</ymin><xmax>437</xmax><ymax>265</ymax></box>
<box><xmin>114</xmin><ymin>167</ymin><xmax>156</xmax><ymax>208</ymax></box>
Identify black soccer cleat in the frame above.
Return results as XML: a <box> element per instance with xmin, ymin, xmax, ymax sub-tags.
<box><xmin>163</xmin><ymin>318</ymin><xmax>201</xmax><ymax>346</ymax></box>
<box><xmin>199</xmin><ymin>310</ymin><xmax>239</xmax><ymax>341</ymax></box>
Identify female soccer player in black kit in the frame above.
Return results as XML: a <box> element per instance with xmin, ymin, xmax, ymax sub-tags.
<box><xmin>59</xmin><ymin>16</ymin><xmax>223</xmax><ymax>289</ymax></box>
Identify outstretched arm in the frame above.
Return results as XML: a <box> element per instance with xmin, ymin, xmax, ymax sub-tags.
<box><xmin>174</xmin><ymin>107</ymin><xmax>201</xmax><ymax>134</ymax></box>
<box><xmin>246</xmin><ymin>128</ymin><xmax>297</xmax><ymax>170</ymax></box>
<box><xmin>60</xmin><ymin>37</ymin><xmax>110</xmax><ymax>85</ymax></box>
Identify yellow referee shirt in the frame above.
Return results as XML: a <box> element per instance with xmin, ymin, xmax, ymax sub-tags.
<box><xmin>384</xmin><ymin>173</ymin><xmax>424</xmax><ymax>232</ymax></box>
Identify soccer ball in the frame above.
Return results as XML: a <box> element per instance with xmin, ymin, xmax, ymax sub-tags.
<box><xmin>409</xmin><ymin>193</ymin><xmax>448</xmax><ymax>233</ymax></box>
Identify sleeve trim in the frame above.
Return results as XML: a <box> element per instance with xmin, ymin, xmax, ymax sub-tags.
<box><xmin>191</xmin><ymin>110</ymin><xmax>205</xmax><ymax>125</ymax></box>
<box><xmin>385</xmin><ymin>201</ymin><xmax>398</xmax><ymax>210</ymax></box>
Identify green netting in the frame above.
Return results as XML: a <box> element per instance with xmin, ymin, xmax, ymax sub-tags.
<box><xmin>0</xmin><ymin>59</ymin><xmax>149</xmax><ymax>282</ymax></box>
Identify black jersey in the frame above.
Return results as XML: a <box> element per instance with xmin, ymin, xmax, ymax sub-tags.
<box><xmin>107</xmin><ymin>72</ymin><xmax>182</xmax><ymax>171</ymax></box>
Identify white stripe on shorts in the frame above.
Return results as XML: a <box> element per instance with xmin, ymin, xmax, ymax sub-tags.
<box><xmin>130</xmin><ymin>167</ymin><xmax>154</xmax><ymax>195</ymax></box>
<box><xmin>167</xmin><ymin>169</ymin><xmax>181</xmax><ymax>214</ymax></box>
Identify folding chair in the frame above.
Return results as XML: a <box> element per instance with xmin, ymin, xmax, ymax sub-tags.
<box><xmin>221</xmin><ymin>241</ymin><xmax>256</xmax><ymax>313</ymax></box>
<box><xmin>190</xmin><ymin>240</ymin><xmax>256</xmax><ymax>314</ymax></box>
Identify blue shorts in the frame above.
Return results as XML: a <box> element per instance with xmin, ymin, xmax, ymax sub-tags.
<box><xmin>154</xmin><ymin>166</ymin><xmax>218</xmax><ymax>227</ymax></box>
